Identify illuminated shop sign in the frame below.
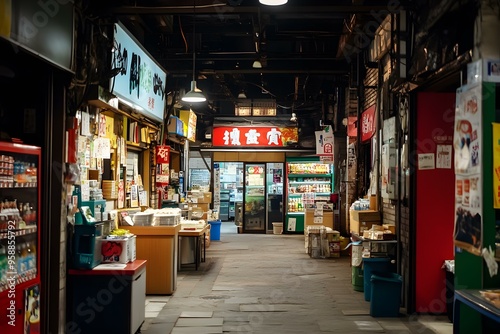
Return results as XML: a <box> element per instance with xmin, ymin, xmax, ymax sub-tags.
<box><xmin>111</xmin><ymin>22</ymin><xmax>167</xmax><ymax>122</ymax></box>
<box><xmin>212</xmin><ymin>126</ymin><xmax>298</xmax><ymax>147</ymax></box>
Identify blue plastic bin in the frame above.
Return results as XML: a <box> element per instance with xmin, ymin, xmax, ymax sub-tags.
<box><xmin>370</xmin><ymin>272</ymin><xmax>402</xmax><ymax>317</ymax></box>
<box><xmin>362</xmin><ymin>257</ymin><xmax>393</xmax><ymax>301</ymax></box>
<box><xmin>208</xmin><ymin>220</ymin><xmax>222</xmax><ymax>241</ymax></box>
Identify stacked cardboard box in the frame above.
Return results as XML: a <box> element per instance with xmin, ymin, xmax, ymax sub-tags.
<box><xmin>304</xmin><ymin>209</ymin><xmax>334</xmax><ymax>229</ymax></box>
<box><xmin>349</xmin><ymin>209</ymin><xmax>381</xmax><ymax>235</ymax></box>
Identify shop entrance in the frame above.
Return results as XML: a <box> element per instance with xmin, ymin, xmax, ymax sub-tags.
<box><xmin>213</xmin><ymin>161</ymin><xmax>284</xmax><ymax>233</ymax></box>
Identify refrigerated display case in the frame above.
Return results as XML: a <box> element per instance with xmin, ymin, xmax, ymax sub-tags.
<box><xmin>243</xmin><ymin>163</ymin><xmax>266</xmax><ymax>233</ymax></box>
<box><xmin>0</xmin><ymin>142</ymin><xmax>41</xmax><ymax>333</ymax></box>
<box><xmin>284</xmin><ymin>157</ymin><xmax>333</xmax><ymax>233</ymax></box>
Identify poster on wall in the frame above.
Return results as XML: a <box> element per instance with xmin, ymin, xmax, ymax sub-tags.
<box><xmin>24</xmin><ymin>284</ymin><xmax>40</xmax><ymax>334</ymax></box>
<box><xmin>453</xmin><ymin>84</ymin><xmax>483</xmax><ymax>255</ymax></box>
<box><xmin>493</xmin><ymin>123</ymin><xmax>500</xmax><ymax>208</ymax></box>
<box><xmin>213</xmin><ymin>164</ymin><xmax>221</xmax><ymax>213</ymax></box>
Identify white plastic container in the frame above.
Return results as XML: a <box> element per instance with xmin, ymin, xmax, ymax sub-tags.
<box><xmin>272</xmin><ymin>222</ymin><xmax>283</xmax><ymax>234</ymax></box>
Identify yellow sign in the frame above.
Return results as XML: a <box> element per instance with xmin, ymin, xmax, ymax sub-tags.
<box><xmin>179</xmin><ymin>109</ymin><xmax>197</xmax><ymax>142</ymax></box>
<box><xmin>0</xmin><ymin>0</ymin><xmax>12</xmax><ymax>38</ymax></box>
<box><xmin>493</xmin><ymin>123</ymin><xmax>500</xmax><ymax>208</ymax></box>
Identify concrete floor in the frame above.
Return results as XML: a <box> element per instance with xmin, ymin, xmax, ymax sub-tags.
<box><xmin>141</xmin><ymin>222</ymin><xmax>452</xmax><ymax>334</ymax></box>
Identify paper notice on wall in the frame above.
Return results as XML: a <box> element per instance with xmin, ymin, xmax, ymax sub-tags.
<box><xmin>493</xmin><ymin>123</ymin><xmax>500</xmax><ymax>208</ymax></box>
<box><xmin>418</xmin><ymin>153</ymin><xmax>435</xmax><ymax>170</ymax></box>
<box><xmin>287</xmin><ymin>217</ymin><xmax>296</xmax><ymax>231</ymax></box>
<box><xmin>436</xmin><ymin>145</ymin><xmax>452</xmax><ymax>169</ymax></box>
<box><xmin>94</xmin><ymin>137</ymin><xmax>111</xmax><ymax>159</ymax></box>
<box><xmin>80</xmin><ymin>111</ymin><xmax>91</xmax><ymax>136</ymax></box>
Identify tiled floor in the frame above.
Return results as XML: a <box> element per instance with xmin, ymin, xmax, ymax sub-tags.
<box><xmin>142</xmin><ymin>222</ymin><xmax>453</xmax><ymax>334</ymax></box>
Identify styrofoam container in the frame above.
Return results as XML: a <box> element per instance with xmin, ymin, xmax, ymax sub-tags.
<box><xmin>101</xmin><ymin>236</ymin><xmax>135</xmax><ymax>263</ymax></box>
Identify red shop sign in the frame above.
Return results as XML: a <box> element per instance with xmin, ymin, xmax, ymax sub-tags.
<box><xmin>212</xmin><ymin>126</ymin><xmax>298</xmax><ymax>147</ymax></box>
<box><xmin>361</xmin><ymin>105</ymin><xmax>376</xmax><ymax>142</ymax></box>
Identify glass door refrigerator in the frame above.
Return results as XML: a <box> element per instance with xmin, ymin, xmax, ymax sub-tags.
<box><xmin>0</xmin><ymin>142</ymin><xmax>41</xmax><ymax>333</ymax></box>
<box><xmin>266</xmin><ymin>163</ymin><xmax>284</xmax><ymax>232</ymax></box>
<box><xmin>284</xmin><ymin>156</ymin><xmax>333</xmax><ymax>233</ymax></box>
<box><xmin>243</xmin><ymin>163</ymin><xmax>266</xmax><ymax>233</ymax></box>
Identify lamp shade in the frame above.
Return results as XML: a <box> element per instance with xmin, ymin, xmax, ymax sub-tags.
<box><xmin>259</xmin><ymin>0</ymin><xmax>288</xmax><ymax>5</ymax></box>
<box><xmin>252</xmin><ymin>60</ymin><xmax>263</xmax><ymax>68</ymax></box>
<box><xmin>182</xmin><ymin>80</ymin><xmax>206</xmax><ymax>103</ymax></box>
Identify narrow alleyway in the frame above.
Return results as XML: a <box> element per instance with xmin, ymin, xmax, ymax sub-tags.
<box><xmin>141</xmin><ymin>222</ymin><xmax>452</xmax><ymax>334</ymax></box>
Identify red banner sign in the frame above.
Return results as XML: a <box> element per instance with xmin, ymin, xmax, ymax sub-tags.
<box><xmin>361</xmin><ymin>106</ymin><xmax>376</xmax><ymax>142</ymax></box>
<box><xmin>212</xmin><ymin>126</ymin><xmax>298</xmax><ymax>147</ymax></box>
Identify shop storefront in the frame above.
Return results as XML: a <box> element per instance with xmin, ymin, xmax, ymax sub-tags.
<box><xmin>0</xmin><ymin>1</ymin><xmax>75</xmax><ymax>332</ymax></box>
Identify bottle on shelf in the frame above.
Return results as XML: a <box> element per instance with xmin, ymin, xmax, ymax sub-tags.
<box><xmin>26</xmin><ymin>240</ymin><xmax>36</xmax><ymax>271</ymax></box>
<box><xmin>16</xmin><ymin>242</ymin><xmax>26</xmax><ymax>274</ymax></box>
<box><xmin>0</xmin><ymin>245</ymin><xmax>7</xmax><ymax>282</ymax></box>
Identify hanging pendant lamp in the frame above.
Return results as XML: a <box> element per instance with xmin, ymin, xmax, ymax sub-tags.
<box><xmin>182</xmin><ymin>1</ymin><xmax>206</xmax><ymax>103</ymax></box>
<box><xmin>259</xmin><ymin>0</ymin><xmax>288</xmax><ymax>5</ymax></box>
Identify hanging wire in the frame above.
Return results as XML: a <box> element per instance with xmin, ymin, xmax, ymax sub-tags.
<box><xmin>192</xmin><ymin>0</ymin><xmax>196</xmax><ymax>82</ymax></box>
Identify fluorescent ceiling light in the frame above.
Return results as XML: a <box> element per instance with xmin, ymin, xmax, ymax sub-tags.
<box><xmin>182</xmin><ymin>80</ymin><xmax>207</xmax><ymax>103</ymax></box>
<box><xmin>259</xmin><ymin>0</ymin><xmax>288</xmax><ymax>5</ymax></box>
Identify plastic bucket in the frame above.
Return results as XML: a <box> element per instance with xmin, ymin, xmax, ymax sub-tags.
<box><xmin>370</xmin><ymin>272</ymin><xmax>402</xmax><ymax>317</ymax></box>
<box><xmin>272</xmin><ymin>222</ymin><xmax>283</xmax><ymax>234</ymax></box>
<box><xmin>362</xmin><ymin>257</ymin><xmax>393</xmax><ymax>301</ymax></box>
<box><xmin>208</xmin><ymin>220</ymin><xmax>221</xmax><ymax>241</ymax></box>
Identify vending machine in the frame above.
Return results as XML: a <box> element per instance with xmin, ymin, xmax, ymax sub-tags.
<box><xmin>243</xmin><ymin>163</ymin><xmax>266</xmax><ymax>233</ymax></box>
<box><xmin>284</xmin><ymin>156</ymin><xmax>333</xmax><ymax>233</ymax></box>
<box><xmin>0</xmin><ymin>142</ymin><xmax>42</xmax><ymax>333</ymax></box>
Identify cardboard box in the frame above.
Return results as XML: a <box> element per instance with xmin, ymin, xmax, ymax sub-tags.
<box><xmin>188</xmin><ymin>203</ymin><xmax>210</xmax><ymax>220</ymax></box>
<box><xmin>305</xmin><ymin>209</ymin><xmax>334</xmax><ymax>229</ymax></box>
<box><xmin>349</xmin><ymin>209</ymin><xmax>381</xmax><ymax>234</ymax></box>
<box><xmin>187</xmin><ymin>191</ymin><xmax>212</xmax><ymax>204</ymax></box>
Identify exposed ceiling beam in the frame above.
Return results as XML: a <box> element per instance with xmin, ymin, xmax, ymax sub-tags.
<box><xmin>109</xmin><ymin>5</ymin><xmax>398</xmax><ymax>15</ymax></box>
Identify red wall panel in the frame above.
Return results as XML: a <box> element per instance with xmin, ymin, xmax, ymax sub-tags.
<box><xmin>415</xmin><ymin>92</ymin><xmax>456</xmax><ymax>313</ymax></box>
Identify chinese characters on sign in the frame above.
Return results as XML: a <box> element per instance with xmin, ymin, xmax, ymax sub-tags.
<box><xmin>361</xmin><ymin>105</ymin><xmax>376</xmax><ymax>142</ymax></box>
<box><xmin>212</xmin><ymin>127</ymin><xmax>298</xmax><ymax>147</ymax></box>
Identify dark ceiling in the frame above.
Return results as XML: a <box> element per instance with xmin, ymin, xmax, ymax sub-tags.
<box><xmin>84</xmin><ymin>0</ymin><xmax>402</xmax><ymax>139</ymax></box>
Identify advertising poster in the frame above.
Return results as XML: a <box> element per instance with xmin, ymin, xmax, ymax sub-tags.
<box><xmin>493</xmin><ymin>123</ymin><xmax>500</xmax><ymax>208</ymax></box>
<box><xmin>24</xmin><ymin>284</ymin><xmax>40</xmax><ymax>334</ymax></box>
<box><xmin>315</xmin><ymin>126</ymin><xmax>334</xmax><ymax>157</ymax></box>
<box><xmin>453</xmin><ymin>84</ymin><xmax>483</xmax><ymax>255</ymax></box>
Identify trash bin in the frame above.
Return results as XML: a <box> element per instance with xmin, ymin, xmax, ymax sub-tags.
<box><xmin>363</xmin><ymin>257</ymin><xmax>393</xmax><ymax>301</ymax></box>
<box><xmin>370</xmin><ymin>271</ymin><xmax>402</xmax><ymax>317</ymax></box>
<box><xmin>208</xmin><ymin>220</ymin><xmax>222</xmax><ymax>241</ymax></box>
<box><xmin>443</xmin><ymin>260</ymin><xmax>455</xmax><ymax>322</ymax></box>
<box><xmin>272</xmin><ymin>222</ymin><xmax>283</xmax><ymax>234</ymax></box>
<box><xmin>351</xmin><ymin>243</ymin><xmax>363</xmax><ymax>291</ymax></box>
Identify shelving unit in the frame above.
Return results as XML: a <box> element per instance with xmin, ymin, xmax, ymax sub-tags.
<box><xmin>0</xmin><ymin>142</ymin><xmax>42</xmax><ymax>334</ymax></box>
<box><xmin>284</xmin><ymin>157</ymin><xmax>333</xmax><ymax>233</ymax></box>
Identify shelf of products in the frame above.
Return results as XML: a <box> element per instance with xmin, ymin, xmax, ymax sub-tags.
<box><xmin>284</xmin><ymin>158</ymin><xmax>333</xmax><ymax>233</ymax></box>
<box><xmin>0</xmin><ymin>142</ymin><xmax>41</xmax><ymax>333</ymax></box>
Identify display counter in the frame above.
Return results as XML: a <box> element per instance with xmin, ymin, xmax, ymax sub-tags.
<box><xmin>126</xmin><ymin>225</ymin><xmax>180</xmax><ymax>294</ymax></box>
<box><xmin>67</xmin><ymin>259</ymin><xmax>147</xmax><ymax>334</ymax></box>
<box><xmin>454</xmin><ymin>289</ymin><xmax>500</xmax><ymax>334</ymax></box>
